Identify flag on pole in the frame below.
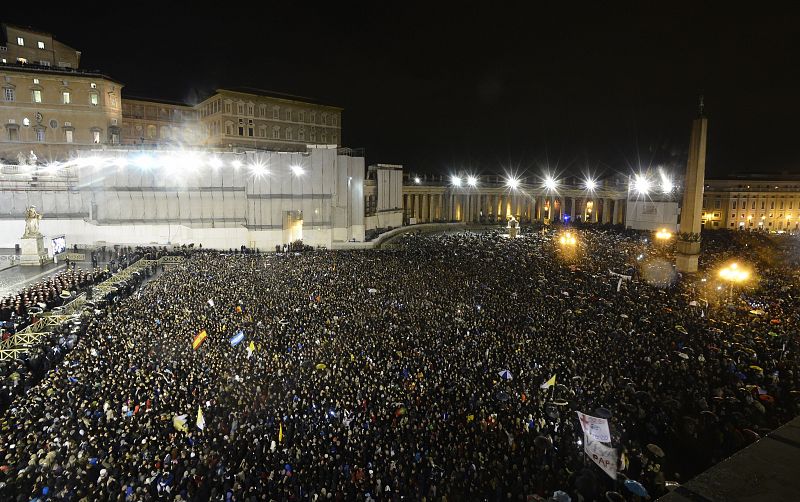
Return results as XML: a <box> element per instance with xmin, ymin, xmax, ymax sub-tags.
<box><xmin>247</xmin><ymin>341</ymin><xmax>255</xmax><ymax>358</ymax></box>
<box><xmin>172</xmin><ymin>414</ymin><xmax>188</xmax><ymax>432</ymax></box>
<box><xmin>207</xmin><ymin>299</ymin><xmax>215</xmax><ymax>307</ymax></box>
<box><xmin>229</xmin><ymin>330</ymin><xmax>245</xmax><ymax>347</ymax></box>
<box><xmin>540</xmin><ymin>374</ymin><xmax>557</xmax><ymax>389</ymax></box>
<box><xmin>196</xmin><ymin>406</ymin><xmax>205</xmax><ymax>430</ymax></box>
<box><xmin>278</xmin><ymin>422</ymin><xmax>283</xmax><ymax>443</ymax></box>
<box><xmin>192</xmin><ymin>330</ymin><xmax>208</xmax><ymax>350</ymax></box>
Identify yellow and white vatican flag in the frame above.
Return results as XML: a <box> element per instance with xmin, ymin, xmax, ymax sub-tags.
<box><xmin>196</xmin><ymin>406</ymin><xmax>205</xmax><ymax>431</ymax></box>
<box><xmin>540</xmin><ymin>374</ymin><xmax>556</xmax><ymax>389</ymax></box>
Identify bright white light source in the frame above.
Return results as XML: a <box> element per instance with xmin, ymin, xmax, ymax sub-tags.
<box><xmin>114</xmin><ymin>157</ymin><xmax>127</xmax><ymax>169</ymax></box>
<box><xmin>544</xmin><ymin>176</ymin><xmax>558</xmax><ymax>191</ymax></box>
<box><xmin>584</xmin><ymin>178</ymin><xmax>597</xmax><ymax>191</ymax></box>
<box><xmin>291</xmin><ymin>164</ymin><xmax>305</xmax><ymax>176</ymax></box>
<box><xmin>659</xmin><ymin>169</ymin><xmax>673</xmax><ymax>193</ymax></box>
<box><xmin>466</xmin><ymin>175</ymin><xmax>478</xmax><ymax>187</ymax></box>
<box><xmin>413</xmin><ymin>176</ymin><xmax>421</xmax><ymax>184</ymax></box>
<box><xmin>249</xmin><ymin>161</ymin><xmax>269</xmax><ymax>177</ymax></box>
<box><xmin>133</xmin><ymin>154</ymin><xmax>155</xmax><ymax>170</ymax></box>
<box><xmin>632</xmin><ymin>174</ymin><xmax>651</xmax><ymax>195</ymax></box>
<box><xmin>505</xmin><ymin>176</ymin><xmax>520</xmax><ymax>190</ymax></box>
<box><xmin>209</xmin><ymin>157</ymin><xmax>223</xmax><ymax>169</ymax></box>
<box><xmin>231</xmin><ymin>159</ymin><xmax>243</xmax><ymax>169</ymax></box>
<box><xmin>451</xmin><ymin>175</ymin><xmax>462</xmax><ymax>187</ymax></box>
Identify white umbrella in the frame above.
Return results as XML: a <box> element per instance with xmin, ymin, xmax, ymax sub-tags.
<box><xmin>498</xmin><ymin>370</ymin><xmax>513</xmax><ymax>381</ymax></box>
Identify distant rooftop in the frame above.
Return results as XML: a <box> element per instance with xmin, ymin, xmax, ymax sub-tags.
<box><xmin>211</xmin><ymin>87</ymin><xmax>342</xmax><ymax>109</ymax></box>
<box><xmin>122</xmin><ymin>95</ymin><xmax>195</xmax><ymax>108</ymax></box>
<box><xmin>0</xmin><ymin>61</ymin><xmax>122</xmax><ymax>85</ymax></box>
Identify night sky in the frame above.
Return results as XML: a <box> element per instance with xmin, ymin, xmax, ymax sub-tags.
<box><xmin>5</xmin><ymin>3</ymin><xmax>799</xmax><ymax>178</ymax></box>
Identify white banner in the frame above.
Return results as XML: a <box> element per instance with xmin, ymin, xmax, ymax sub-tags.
<box><xmin>577</xmin><ymin>411</ymin><xmax>611</xmax><ymax>443</ymax></box>
<box><xmin>584</xmin><ymin>434</ymin><xmax>618</xmax><ymax>480</ymax></box>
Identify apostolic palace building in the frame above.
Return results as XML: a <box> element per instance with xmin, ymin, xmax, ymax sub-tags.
<box><xmin>0</xmin><ymin>23</ymin><xmax>798</xmax><ymax>254</ymax></box>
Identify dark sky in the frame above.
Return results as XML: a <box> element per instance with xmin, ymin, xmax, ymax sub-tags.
<box><xmin>6</xmin><ymin>3</ymin><xmax>799</xmax><ymax>178</ymax></box>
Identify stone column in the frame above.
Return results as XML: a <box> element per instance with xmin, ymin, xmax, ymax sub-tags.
<box><xmin>571</xmin><ymin>197</ymin><xmax>577</xmax><ymax>221</ymax></box>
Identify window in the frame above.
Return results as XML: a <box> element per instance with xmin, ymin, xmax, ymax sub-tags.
<box><xmin>247</xmin><ymin>104</ymin><xmax>254</xmax><ymax>116</ymax></box>
<box><xmin>752</xmin><ymin>201</ymin><xmax>756</xmax><ymax>209</ymax></box>
<box><xmin>37</xmin><ymin>41</ymin><xmax>45</xmax><ymax>49</ymax></box>
<box><xmin>1</xmin><ymin>59</ymin><xmax>5</xmax><ymax>63</ymax></box>
<box><xmin>272</xmin><ymin>127</ymin><xmax>280</xmax><ymax>139</ymax></box>
<box><xmin>65</xmin><ymin>130</ymin><xmax>73</xmax><ymax>143</ymax></box>
<box><xmin>17</xmin><ymin>57</ymin><xmax>27</xmax><ymax>64</ymax></box>
<box><xmin>285</xmin><ymin>128</ymin><xmax>292</xmax><ymax>140</ymax></box>
<box><xmin>298</xmin><ymin>111</ymin><xmax>305</xmax><ymax>122</ymax></box>
<box><xmin>225</xmin><ymin>123</ymin><xmax>232</xmax><ymax>135</ymax></box>
<box><xmin>333</xmin><ymin>116</ymin><xmax>338</xmax><ymax>126</ymax></box>
<box><xmin>3</xmin><ymin>87</ymin><xmax>14</xmax><ymax>101</ymax></box>
<box><xmin>732</xmin><ymin>201</ymin><xmax>737</xmax><ymax>209</ymax></box>
<box><xmin>17</xmin><ymin>37</ymin><xmax>24</xmax><ymax>46</ymax></box>
<box><xmin>90</xmin><ymin>82</ymin><xmax>96</xmax><ymax>89</ymax></box>
<box><xmin>780</xmin><ymin>201</ymin><xmax>784</xmax><ymax>209</ymax></box>
<box><xmin>32</xmin><ymin>90</ymin><xmax>42</xmax><ymax>103</ymax></box>
<box><xmin>36</xmin><ymin>129</ymin><xmax>45</xmax><ymax>142</ymax></box>
<box><xmin>238</xmin><ymin>126</ymin><xmax>244</xmax><ymax>136</ymax></box>
<box><xmin>273</xmin><ymin>107</ymin><xmax>279</xmax><ymax>119</ymax></box>
<box><xmin>33</xmin><ymin>78</ymin><xmax>39</xmax><ymax>84</ymax></box>
<box><xmin>22</xmin><ymin>117</ymin><xmax>30</xmax><ymax>126</ymax></box>
<box><xmin>298</xmin><ymin>128</ymin><xmax>305</xmax><ymax>141</ymax></box>
<box><xmin>146</xmin><ymin>125</ymin><xmax>156</xmax><ymax>139</ymax></box>
<box><xmin>8</xmin><ymin>127</ymin><xmax>19</xmax><ymax>141</ymax></box>
<box><xmin>285</xmin><ymin>110</ymin><xmax>291</xmax><ymax>121</ymax></box>
<box><xmin>90</xmin><ymin>93</ymin><xmax>98</xmax><ymax>106</ymax></box>
<box><xmin>248</xmin><ymin>127</ymin><xmax>254</xmax><ymax>137</ymax></box>
<box><xmin>62</xmin><ymin>91</ymin><xmax>70</xmax><ymax>104</ymax></box>
<box><xmin>321</xmin><ymin>132</ymin><xmax>327</xmax><ymax>142</ymax></box>
<box><xmin>714</xmin><ymin>199</ymin><xmax>721</xmax><ymax>209</ymax></box>
<box><xmin>237</xmin><ymin>103</ymin><xmax>243</xmax><ymax>115</ymax></box>
<box><xmin>93</xmin><ymin>130</ymin><xmax>101</xmax><ymax>143</ymax></box>
<box><xmin>110</xmin><ymin>94</ymin><xmax>117</xmax><ymax>107</ymax></box>
<box><xmin>225</xmin><ymin>102</ymin><xmax>231</xmax><ymax>113</ymax></box>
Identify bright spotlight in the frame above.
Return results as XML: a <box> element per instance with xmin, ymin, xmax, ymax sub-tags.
<box><xmin>413</xmin><ymin>176</ymin><xmax>421</xmax><ymax>184</ymax></box>
<box><xmin>584</xmin><ymin>178</ymin><xmax>597</xmax><ymax>191</ymax></box>
<box><xmin>544</xmin><ymin>176</ymin><xmax>558</xmax><ymax>191</ymax></box>
<box><xmin>209</xmin><ymin>157</ymin><xmax>223</xmax><ymax>169</ymax></box>
<box><xmin>290</xmin><ymin>164</ymin><xmax>305</xmax><ymax>176</ymax></box>
<box><xmin>659</xmin><ymin>169</ymin><xmax>673</xmax><ymax>193</ymax></box>
<box><xmin>451</xmin><ymin>175</ymin><xmax>462</xmax><ymax>187</ymax></box>
<box><xmin>231</xmin><ymin>159</ymin><xmax>243</xmax><ymax>169</ymax></box>
<box><xmin>467</xmin><ymin>175</ymin><xmax>478</xmax><ymax>187</ymax></box>
<box><xmin>133</xmin><ymin>154</ymin><xmax>155</xmax><ymax>170</ymax></box>
<box><xmin>114</xmin><ymin>157</ymin><xmax>127</xmax><ymax>169</ymax></box>
<box><xmin>249</xmin><ymin>161</ymin><xmax>269</xmax><ymax>177</ymax></box>
<box><xmin>42</xmin><ymin>161</ymin><xmax>61</xmax><ymax>174</ymax></box>
<box><xmin>505</xmin><ymin>176</ymin><xmax>520</xmax><ymax>190</ymax></box>
<box><xmin>632</xmin><ymin>174</ymin><xmax>651</xmax><ymax>195</ymax></box>
<box><xmin>559</xmin><ymin>232</ymin><xmax>577</xmax><ymax>246</ymax></box>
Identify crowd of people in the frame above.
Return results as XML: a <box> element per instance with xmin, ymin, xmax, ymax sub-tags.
<box><xmin>0</xmin><ymin>228</ymin><xmax>797</xmax><ymax>501</ymax></box>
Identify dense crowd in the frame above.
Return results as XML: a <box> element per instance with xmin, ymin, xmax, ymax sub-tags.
<box><xmin>0</xmin><ymin>228</ymin><xmax>797</xmax><ymax>501</ymax></box>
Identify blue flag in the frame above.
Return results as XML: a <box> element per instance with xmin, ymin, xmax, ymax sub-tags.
<box><xmin>229</xmin><ymin>330</ymin><xmax>245</xmax><ymax>347</ymax></box>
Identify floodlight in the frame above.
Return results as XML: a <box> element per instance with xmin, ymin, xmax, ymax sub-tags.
<box><xmin>451</xmin><ymin>175</ymin><xmax>462</xmax><ymax>187</ymax></box>
<box><xmin>467</xmin><ymin>175</ymin><xmax>478</xmax><ymax>187</ymax></box>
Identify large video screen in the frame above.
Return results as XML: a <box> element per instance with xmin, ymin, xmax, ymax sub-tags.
<box><xmin>52</xmin><ymin>236</ymin><xmax>66</xmax><ymax>255</ymax></box>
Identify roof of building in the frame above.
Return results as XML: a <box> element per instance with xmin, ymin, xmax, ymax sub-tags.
<box><xmin>208</xmin><ymin>87</ymin><xmax>343</xmax><ymax>109</ymax></box>
<box><xmin>1</xmin><ymin>23</ymin><xmax>55</xmax><ymax>38</ymax></box>
<box><xmin>122</xmin><ymin>95</ymin><xmax>195</xmax><ymax>108</ymax></box>
<box><xmin>0</xmin><ymin>61</ymin><xmax>123</xmax><ymax>85</ymax></box>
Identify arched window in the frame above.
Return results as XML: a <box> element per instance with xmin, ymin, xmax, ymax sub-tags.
<box><xmin>285</xmin><ymin>128</ymin><xmax>292</xmax><ymax>140</ymax></box>
<box><xmin>272</xmin><ymin>126</ymin><xmax>280</xmax><ymax>139</ymax></box>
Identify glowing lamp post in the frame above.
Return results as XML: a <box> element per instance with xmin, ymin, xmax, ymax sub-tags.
<box><xmin>559</xmin><ymin>232</ymin><xmax>577</xmax><ymax>246</ymax></box>
<box><xmin>655</xmin><ymin>229</ymin><xmax>673</xmax><ymax>240</ymax></box>
<box><xmin>718</xmin><ymin>262</ymin><xmax>750</xmax><ymax>301</ymax></box>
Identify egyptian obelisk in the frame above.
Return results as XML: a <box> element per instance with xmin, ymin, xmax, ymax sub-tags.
<box><xmin>676</xmin><ymin>98</ymin><xmax>708</xmax><ymax>273</ymax></box>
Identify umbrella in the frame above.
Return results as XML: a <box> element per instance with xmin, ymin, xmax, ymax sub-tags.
<box><xmin>749</xmin><ymin>365</ymin><xmax>764</xmax><ymax>373</ymax></box>
<box><xmin>646</xmin><ymin>443</ymin><xmax>665</xmax><ymax>457</ymax></box>
<box><xmin>498</xmin><ymin>370</ymin><xmax>513</xmax><ymax>381</ymax></box>
<box><xmin>595</xmin><ymin>407</ymin><xmax>612</xmax><ymax>419</ymax></box>
<box><xmin>551</xmin><ymin>491</ymin><xmax>571</xmax><ymax>502</ymax></box>
<box><xmin>676</xmin><ymin>352</ymin><xmax>689</xmax><ymax>360</ymax></box>
<box><xmin>553</xmin><ymin>399</ymin><xmax>569</xmax><ymax>406</ymax></box>
<box><xmin>624</xmin><ymin>480</ymin><xmax>649</xmax><ymax>498</ymax></box>
<box><xmin>315</xmin><ymin>363</ymin><xmax>327</xmax><ymax>370</ymax></box>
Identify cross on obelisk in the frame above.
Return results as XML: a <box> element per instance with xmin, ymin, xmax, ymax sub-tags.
<box><xmin>676</xmin><ymin>97</ymin><xmax>708</xmax><ymax>273</ymax></box>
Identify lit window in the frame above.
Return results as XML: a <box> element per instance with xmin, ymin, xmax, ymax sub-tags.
<box><xmin>17</xmin><ymin>37</ymin><xmax>24</xmax><ymax>46</ymax></box>
<box><xmin>33</xmin><ymin>78</ymin><xmax>39</xmax><ymax>84</ymax></box>
<box><xmin>17</xmin><ymin>57</ymin><xmax>27</xmax><ymax>64</ymax></box>
<box><xmin>93</xmin><ymin>130</ymin><xmax>101</xmax><ymax>143</ymax></box>
<box><xmin>62</xmin><ymin>91</ymin><xmax>70</xmax><ymax>104</ymax></box>
<box><xmin>38</xmin><ymin>41</ymin><xmax>45</xmax><ymax>49</ymax></box>
<box><xmin>32</xmin><ymin>90</ymin><xmax>42</xmax><ymax>103</ymax></box>
<box><xmin>1</xmin><ymin>58</ymin><xmax>6</xmax><ymax>63</ymax></box>
<box><xmin>22</xmin><ymin>117</ymin><xmax>30</xmax><ymax>126</ymax></box>
<box><xmin>3</xmin><ymin>88</ymin><xmax>14</xmax><ymax>101</ymax></box>
<box><xmin>90</xmin><ymin>82</ymin><xmax>97</xmax><ymax>88</ymax></box>
<box><xmin>90</xmin><ymin>93</ymin><xmax>98</xmax><ymax>106</ymax></box>
<box><xmin>65</xmin><ymin>130</ymin><xmax>73</xmax><ymax>143</ymax></box>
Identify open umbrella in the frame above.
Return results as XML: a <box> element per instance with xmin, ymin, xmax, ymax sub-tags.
<box><xmin>595</xmin><ymin>407</ymin><xmax>612</xmax><ymax>419</ymax></box>
<box><xmin>498</xmin><ymin>370</ymin><xmax>513</xmax><ymax>381</ymax></box>
<box><xmin>646</xmin><ymin>443</ymin><xmax>665</xmax><ymax>458</ymax></box>
<box><xmin>624</xmin><ymin>480</ymin><xmax>649</xmax><ymax>498</ymax></box>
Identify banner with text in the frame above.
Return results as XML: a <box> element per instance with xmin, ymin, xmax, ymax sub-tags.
<box><xmin>584</xmin><ymin>434</ymin><xmax>618</xmax><ymax>480</ymax></box>
<box><xmin>577</xmin><ymin>411</ymin><xmax>611</xmax><ymax>443</ymax></box>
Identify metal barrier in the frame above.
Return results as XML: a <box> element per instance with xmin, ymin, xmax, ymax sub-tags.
<box><xmin>0</xmin><ymin>254</ymin><xmax>186</xmax><ymax>361</ymax></box>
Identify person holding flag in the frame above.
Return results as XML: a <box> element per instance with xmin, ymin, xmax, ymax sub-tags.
<box><xmin>197</xmin><ymin>405</ymin><xmax>205</xmax><ymax>431</ymax></box>
<box><xmin>540</xmin><ymin>374</ymin><xmax>556</xmax><ymax>390</ymax></box>
<box><xmin>192</xmin><ymin>329</ymin><xmax>208</xmax><ymax>351</ymax></box>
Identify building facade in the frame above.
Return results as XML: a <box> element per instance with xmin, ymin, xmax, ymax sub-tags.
<box><xmin>121</xmin><ymin>97</ymin><xmax>201</xmax><ymax>147</ymax></box>
<box><xmin>1</xmin><ymin>24</ymin><xmax>80</xmax><ymax>68</ymax></box>
<box><xmin>196</xmin><ymin>88</ymin><xmax>342</xmax><ymax>151</ymax></box>
<box><xmin>702</xmin><ymin>178</ymin><xmax>800</xmax><ymax>232</ymax></box>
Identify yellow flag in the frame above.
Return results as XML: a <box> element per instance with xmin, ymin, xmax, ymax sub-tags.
<box><xmin>278</xmin><ymin>422</ymin><xmax>283</xmax><ymax>442</ymax></box>
<box><xmin>540</xmin><ymin>374</ymin><xmax>556</xmax><ymax>389</ymax></box>
<box><xmin>248</xmin><ymin>341</ymin><xmax>255</xmax><ymax>352</ymax></box>
<box><xmin>350</xmin><ymin>353</ymin><xmax>355</xmax><ymax>362</ymax></box>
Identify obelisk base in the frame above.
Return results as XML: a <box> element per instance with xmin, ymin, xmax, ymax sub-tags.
<box><xmin>676</xmin><ymin>239</ymin><xmax>701</xmax><ymax>273</ymax></box>
<box><xmin>19</xmin><ymin>236</ymin><xmax>46</xmax><ymax>266</ymax></box>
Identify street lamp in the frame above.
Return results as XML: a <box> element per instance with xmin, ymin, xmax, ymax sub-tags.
<box><xmin>655</xmin><ymin>228</ymin><xmax>673</xmax><ymax>240</ymax></box>
<box><xmin>559</xmin><ymin>231</ymin><xmax>577</xmax><ymax>246</ymax></box>
<box><xmin>718</xmin><ymin>262</ymin><xmax>750</xmax><ymax>301</ymax></box>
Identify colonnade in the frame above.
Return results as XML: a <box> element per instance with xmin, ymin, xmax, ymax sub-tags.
<box><xmin>401</xmin><ymin>190</ymin><xmax>627</xmax><ymax>226</ymax></box>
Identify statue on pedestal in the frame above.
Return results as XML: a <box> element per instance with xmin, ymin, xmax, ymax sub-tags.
<box><xmin>507</xmin><ymin>215</ymin><xmax>519</xmax><ymax>238</ymax></box>
<box><xmin>23</xmin><ymin>206</ymin><xmax>43</xmax><ymax>238</ymax></box>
